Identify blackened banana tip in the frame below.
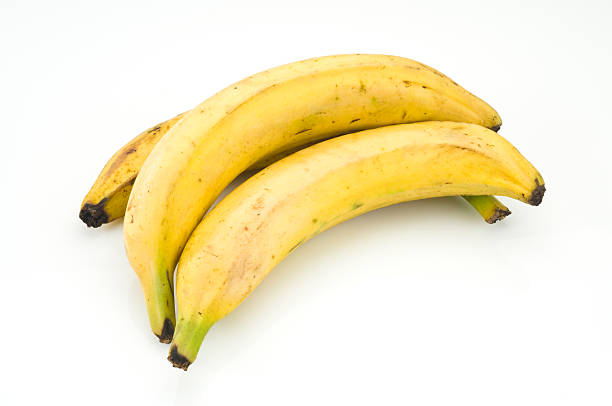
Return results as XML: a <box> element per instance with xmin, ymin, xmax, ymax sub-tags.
<box><xmin>156</xmin><ymin>318</ymin><xmax>175</xmax><ymax>344</ymax></box>
<box><xmin>168</xmin><ymin>345</ymin><xmax>191</xmax><ymax>371</ymax></box>
<box><xmin>528</xmin><ymin>180</ymin><xmax>546</xmax><ymax>206</ymax></box>
<box><xmin>79</xmin><ymin>199</ymin><xmax>109</xmax><ymax>228</ymax></box>
<box><xmin>486</xmin><ymin>207</ymin><xmax>512</xmax><ymax>224</ymax></box>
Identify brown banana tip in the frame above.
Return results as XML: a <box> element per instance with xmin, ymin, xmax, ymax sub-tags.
<box><xmin>155</xmin><ymin>318</ymin><xmax>175</xmax><ymax>344</ymax></box>
<box><xmin>168</xmin><ymin>345</ymin><xmax>191</xmax><ymax>371</ymax></box>
<box><xmin>489</xmin><ymin>124</ymin><xmax>501</xmax><ymax>132</ymax></box>
<box><xmin>79</xmin><ymin>199</ymin><xmax>109</xmax><ymax>228</ymax></box>
<box><xmin>486</xmin><ymin>207</ymin><xmax>512</xmax><ymax>224</ymax></box>
<box><xmin>528</xmin><ymin>179</ymin><xmax>546</xmax><ymax>206</ymax></box>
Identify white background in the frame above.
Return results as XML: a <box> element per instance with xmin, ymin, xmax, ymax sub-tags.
<box><xmin>1</xmin><ymin>0</ymin><xmax>610</xmax><ymax>404</ymax></box>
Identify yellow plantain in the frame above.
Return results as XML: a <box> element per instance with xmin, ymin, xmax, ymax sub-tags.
<box><xmin>79</xmin><ymin>112</ymin><xmax>186</xmax><ymax>227</ymax></box>
<box><xmin>167</xmin><ymin>122</ymin><xmax>544</xmax><ymax>370</ymax></box>
<box><xmin>80</xmin><ymin>114</ymin><xmax>509</xmax><ymax>227</ymax></box>
<box><xmin>123</xmin><ymin>54</ymin><xmax>504</xmax><ymax>342</ymax></box>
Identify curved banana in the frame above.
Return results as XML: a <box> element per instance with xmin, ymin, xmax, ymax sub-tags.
<box><xmin>124</xmin><ymin>54</ymin><xmax>504</xmax><ymax>342</ymax></box>
<box><xmin>80</xmin><ymin>114</ymin><xmax>509</xmax><ymax>227</ymax></box>
<box><xmin>79</xmin><ymin>112</ymin><xmax>186</xmax><ymax>227</ymax></box>
<box><xmin>167</xmin><ymin>122</ymin><xmax>544</xmax><ymax>370</ymax></box>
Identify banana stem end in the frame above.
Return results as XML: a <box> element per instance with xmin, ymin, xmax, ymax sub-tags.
<box><xmin>462</xmin><ymin>195</ymin><xmax>511</xmax><ymax>224</ymax></box>
<box><xmin>168</xmin><ymin>318</ymin><xmax>213</xmax><ymax>370</ymax></box>
<box><xmin>79</xmin><ymin>199</ymin><xmax>109</xmax><ymax>228</ymax></box>
<box><xmin>486</xmin><ymin>206</ymin><xmax>512</xmax><ymax>224</ymax></box>
<box><xmin>528</xmin><ymin>179</ymin><xmax>546</xmax><ymax>206</ymax></box>
<box><xmin>155</xmin><ymin>318</ymin><xmax>175</xmax><ymax>344</ymax></box>
<box><xmin>168</xmin><ymin>345</ymin><xmax>192</xmax><ymax>371</ymax></box>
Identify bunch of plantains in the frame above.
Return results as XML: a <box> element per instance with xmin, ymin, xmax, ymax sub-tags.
<box><xmin>80</xmin><ymin>54</ymin><xmax>545</xmax><ymax>370</ymax></box>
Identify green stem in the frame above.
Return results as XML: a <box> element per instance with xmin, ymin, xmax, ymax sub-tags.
<box><xmin>146</xmin><ymin>260</ymin><xmax>177</xmax><ymax>343</ymax></box>
<box><xmin>168</xmin><ymin>317</ymin><xmax>214</xmax><ymax>370</ymax></box>
<box><xmin>462</xmin><ymin>195</ymin><xmax>511</xmax><ymax>224</ymax></box>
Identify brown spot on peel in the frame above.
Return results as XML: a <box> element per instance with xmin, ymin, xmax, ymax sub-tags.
<box><xmin>359</xmin><ymin>81</ymin><xmax>366</xmax><ymax>93</ymax></box>
<box><xmin>166</xmin><ymin>270</ymin><xmax>173</xmax><ymax>294</ymax></box>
